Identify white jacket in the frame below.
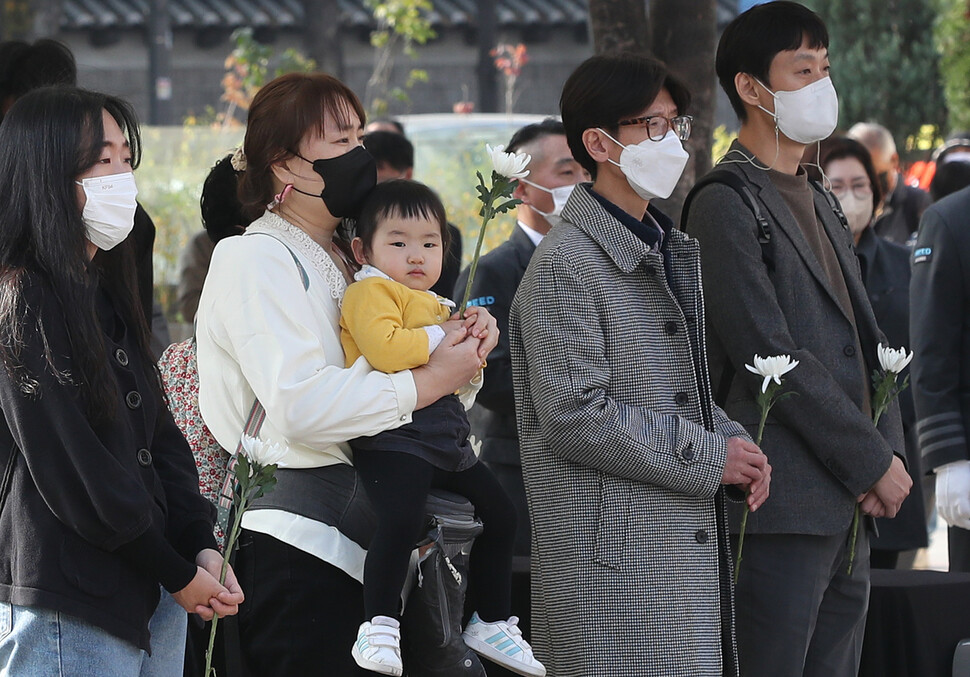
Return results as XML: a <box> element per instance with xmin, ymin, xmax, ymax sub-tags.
<box><xmin>196</xmin><ymin>211</ymin><xmax>418</xmax><ymax>578</ymax></box>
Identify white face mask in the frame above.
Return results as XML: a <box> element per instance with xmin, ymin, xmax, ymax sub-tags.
<box><xmin>755</xmin><ymin>76</ymin><xmax>839</xmax><ymax>145</ymax></box>
<box><xmin>76</xmin><ymin>172</ymin><xmax>138</xmax><ymax>251</ymax></box>
<box><xmin>838</xmin><ymin>192</ymin><xmax>873</xmax><ymax>237</ymax></box>
<box><xmin>521</xmin><ymin>179</ymin><xmax>576</xmax><ymax>225</ymax></box>
<box><xmin>598</xmin><ymin>129</ymin><xmax>689</xmax><ymax>201</ymax></box>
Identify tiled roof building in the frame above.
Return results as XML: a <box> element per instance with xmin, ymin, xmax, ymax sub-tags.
<box><xmin>56</xmin><ymin>1</ymin><xmax>738</xmax><ymax>124</ymax></box>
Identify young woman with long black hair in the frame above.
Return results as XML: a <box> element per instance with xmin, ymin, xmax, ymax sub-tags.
<box><xmin>0</xmin><ymin>86</ymin><xmax>243</xmax><ymax>675</ymax></box>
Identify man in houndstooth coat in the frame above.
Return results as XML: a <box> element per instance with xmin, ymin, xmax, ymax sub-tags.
<box><xmin>509</xmin><ymin>53</ymin><xmax>771</xmax><ymax>676</ymax></box>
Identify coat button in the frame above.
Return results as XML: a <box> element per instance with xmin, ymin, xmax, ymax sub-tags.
<box><xmin>675</xmin><ymin>392</ymin><xmax>689</xmax><ymax>406</ymax></box>
<box><xmin>695</xmin><ymin>529</ymin><xmax>708</xmax><ymax>544</ymax></box>
<box><xmin>645</xmin><ymin>265</ymin><xmax>656</xmax><ymax>277</ymax></box>
<box><xmin>125</xmin><ymin>391</ymin><xmax>142</xmax><ymax>409</ymax></box>
<box><xmin>114</xmin><ymin>348</ymin><xmax>129</xmax><ymax>366</ymax></box>
<box><xmin>137</xmin><ymin>448</ymin><xmax>152</xmax><ymax>467</ymax></box>
<box><xmin>664</xmin><ymin>320</ymin><xmax>678</xmax><ymax>335</ymax></box>
<box><xmin>682</xmin><ymin>444</ymin><xmax>695</xmax><ymax>460</ymax></box>
<box><xmin>843</xmin><ymin>345</ymin><xmax>856</xmax><ymax>357</ymax></box>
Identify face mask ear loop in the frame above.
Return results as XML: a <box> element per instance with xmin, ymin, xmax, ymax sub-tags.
<box><xmin>596</xmin><ymin>128</ymin><xmax>628</xmax><ymax>171</ymax></box>
<box><xmin>800</xmin><ymin>140</ymin><xmax>832</xmax><ymax>192</ymax></box>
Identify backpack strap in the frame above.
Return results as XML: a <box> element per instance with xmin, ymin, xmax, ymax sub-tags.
<box><xmin>681</xmin><ymin>169</ymin><xmax>775</xmax><ymax>406</ymax></box>
<box><xmin>215</xmin><ymin>233</ymin><xmax>311</xmax><ymax>531</ymax></box>
<box><xmin>682</xmin><ymin>169</ymin><xmax>773</xmax><ymax>254</ymax></box>
<box><xmin>809</xmin><ymin>178</ymin><xmax>850</xmax><ymax>231</ymax></box>
<box><xmin>246</xmin><ymin>231</ymin><xmax>311</xmax><ymax>291</ymax></box>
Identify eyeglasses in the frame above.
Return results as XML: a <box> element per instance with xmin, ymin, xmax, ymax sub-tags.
<box><xmin>617</xmin><ymin>115</ymin><xmax>693</xmax><ymax>142</ymax></box>
<box><xmin>829</xmin><ymin>181</ymin><xmax>873</xmax><ymax>201</ymax></box>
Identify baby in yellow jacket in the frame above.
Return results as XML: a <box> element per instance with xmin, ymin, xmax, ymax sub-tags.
<box><xmin>340</xmin><ymin>179</ymin><xmax>544</xmax><ymax>677</ymax></box>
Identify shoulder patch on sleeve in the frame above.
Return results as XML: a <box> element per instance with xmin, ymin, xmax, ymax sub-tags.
<box><xmin>913</xmin><ymin>247</ymin><xmax>932</xmax><ymax>264</ymax></box>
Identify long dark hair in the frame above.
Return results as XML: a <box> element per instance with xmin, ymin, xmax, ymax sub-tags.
<box><xmin>0</xmin><ymin>86</ymin><xmax>154</xmax><ymax>422</ymax></box>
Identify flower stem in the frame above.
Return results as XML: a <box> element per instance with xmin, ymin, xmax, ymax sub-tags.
<box><xmin>847</xmin><ymin>505</ymin><xmax>860</xmax><ymax>576</ymax></box>
<box><xmin>203</xmin><ymin>491</ymin><xmax>250</xmax><ymax>677</ymax></box>
<box><xmin>459</xmin><ymin>205</ymin><xmax>494</xmax><ymax>316</ymax></box>
<box><xmin>735</xmin><ymin>403</ymin><xmax>771</xmax><ymax>585</ymax></box>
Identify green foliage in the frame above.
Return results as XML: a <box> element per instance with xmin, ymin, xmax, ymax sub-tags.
<box><xmin>137</xmin><ymin>126</ymin><xmax>244</xmax><ymax>320</ymax></box>
<box><xmin>367</xmin><ymin>0</ymin><xmax>436</xmax><ymax>47</ymax></box>
<box><xmin>364</xmin><ymin>0</ymin><xmax>436</xmax><ymax>116</ymax></box>
<box><xmin>192</xmin><ymin>28</ymin><xmax>316</xmax><ymax>127</ymax></box>
<box><xmin>711</xmin><ymin>125</ymin><xmax>738</xmax><ymax>163</ymax></box>
<box><xmin>802</xmin><ymin>0</ymin><xmax>947</xmax><ymax>143</ymax></box>
<box><xmin>933</xmin><ymin>0</ymin><xmax>970</xmax><ymax>132</ymax></box>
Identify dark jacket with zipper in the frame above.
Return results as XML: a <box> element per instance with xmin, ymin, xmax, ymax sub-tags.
<box><xmin>0</xmin><ymin>272</ymin><xmax>216</xmax><ymax>652</ymax></box>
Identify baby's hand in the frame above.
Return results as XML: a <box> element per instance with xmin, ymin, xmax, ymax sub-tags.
<box><xmin>439</xmin><ymin>319</ymin><xmax>466</xmax><ymax>335</ymax></box>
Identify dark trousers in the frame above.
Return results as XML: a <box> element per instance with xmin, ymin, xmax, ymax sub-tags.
<box><xmin>734</xmin><ymin>529</ymin><xmax>870</xmax><ymax>677</ymax></box>
<box><xmin>354</xmin><ymin>451</ymin><xmax>516</xmax><ymax>623</ymax></box>
<box><xmin>235</xmin><ymin>530</ymin><xmax>369</xmax><ymax>677</ymax></box>
<box><xmin>484</xmin><ymin>460</ymin><xmax>531</xmax><ymax>558</ymax></box>
<box><xmin>950</xmin><ymin>526</ymin><xmax>970</xmax><ymax>572</ymax></box>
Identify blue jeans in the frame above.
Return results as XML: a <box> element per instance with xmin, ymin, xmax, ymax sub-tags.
<box><xmin>0</xmin><ymin>588</ymin><xmax>187</xmax><ymax>676</ymax></box>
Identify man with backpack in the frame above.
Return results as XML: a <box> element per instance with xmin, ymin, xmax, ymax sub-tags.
<box><xmin>683</xmin><ymin>3</ymin><xmax>910</xmax><ymax>676</ymax></box>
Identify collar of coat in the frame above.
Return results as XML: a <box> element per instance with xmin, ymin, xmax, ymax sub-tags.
<box><xmin>354</xmin><ymin>264</ymin><xmax>457</xmax><ymax>307</ymax></box>
<box><xmin>559</xmin><ymin>182</ymin><xmax>694</xmax><ymax>275</ymax></box>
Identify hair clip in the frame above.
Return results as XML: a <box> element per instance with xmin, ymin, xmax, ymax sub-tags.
<box><xmin>230</xmin><ymin>146</ymin><xmax>247</xmax><ymax>172</ymax></box>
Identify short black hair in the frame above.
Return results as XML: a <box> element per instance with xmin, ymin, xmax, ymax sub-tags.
<box><xmin>363</xmin><ymin>130</ymin><xmax>415</xmax><ymax>173</ymax></box>
<box><xmin>930</xmin><ymin>161</ymin><xmax>970</xmax><ymax>202</ymax></box>
<box><xmin>507</xmin><ymin>118</ymin><xmax>565</xmax><ymax>155</ymax></box>
<box><xmin>367</xmin><ymin>117</ymin><xmax>406</xmax><ymax>135</ymax></box>
<box><xmin>819</xmin><ymin>136</ymin><xmax>883</xmax><ymax>212</ymax></box>
<box><xmin>560</xmin><ymin>52</ymin><xmax>690</xmax><ymax>179</ymax></box>
<box><xmin>355</xmin><ymin>179</ymin><xmax>449</xmax><ymax>253</ymax></box>
<box><xmin>0</xmin><ymin>39</ymin><xmax>76</xmax><ymax>122</ymax></box>
<box><xmin>716</xmin><ymin>1</ymin><xmax>828</xmax><ymax>122</ymax></box>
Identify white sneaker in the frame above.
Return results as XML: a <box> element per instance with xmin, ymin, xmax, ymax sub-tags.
<box><xmin>351</xmin><ymin>616</ymin><xmax>404</xmax><ymax>676</ymax></box>
<box><xmin>461</xmin><ymin>611</ymin><xmax>546</xmax><ymax>677</ymax></box>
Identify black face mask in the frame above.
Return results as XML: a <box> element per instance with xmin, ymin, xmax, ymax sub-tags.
<box><xmin>291</xmin><ymin>146</ymin><xmax>377</xmax><ymax>219</ymax></box>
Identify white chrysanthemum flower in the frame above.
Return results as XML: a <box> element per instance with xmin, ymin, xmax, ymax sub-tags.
<box><xmin>486</xmin><ymin>143</ymin><xmax>531</xmax><ymax>179</ymax></box>
<box><xmin>745</xmin><ymin>354</ymin><xmax>800</xmax><ymax>393</ymax></box>
<box><xmin>877</xmin><ymin>343</ymin><xmax>914</xmax><ymax>375</ymax></box>
<box><xmin>238</xmin><ymin>435</ymin><xmax>287</xmax><ymax>467</ymax></box>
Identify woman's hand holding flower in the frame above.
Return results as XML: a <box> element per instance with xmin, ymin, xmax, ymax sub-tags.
<box><xmin>196</xmin><ymin>548</ymin><xmax>244</xmax><ymax>617</ymax></box>
<box><xmin>173</xmin><ymin>566</ymin><xmax>233</xmax><ymax>621</ymax></box>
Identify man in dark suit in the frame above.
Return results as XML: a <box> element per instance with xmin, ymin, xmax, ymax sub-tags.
<box><xmin>454</xmin><ymin>119</ymin><xmax>585</xmax><ymax>558</ymax></box>
<box><xmin>685</xmin><ymin>4</ymin><xmax>910</xmax><ymax>676</ymax></box>
<box><xmin>848</xmin><ymin>121</ymin><xmax>931</xmax><ymax>247</ymax></box>
<box><xmin>820</xmin><ymin>137</ymin><xmax>928</xmax><ymax>569</ymax></box>
<box><xmin>362</xmin><ymin>129</ymin><xmax>463</xmax><ymax>298</ymax></box>
<box><xmin>911</xmin><ymin>185</ymin><xmax>970</xmax><ymax>573</ymax></box>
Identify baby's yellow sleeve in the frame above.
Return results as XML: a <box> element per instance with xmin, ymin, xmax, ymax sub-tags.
<box><xmin>340</xmin><ymin>278</ymin><xmax>432</xmax><ymax>373</ymax></box>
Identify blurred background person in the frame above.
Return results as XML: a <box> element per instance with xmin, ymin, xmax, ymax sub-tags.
<box><xmin>848</xmin><ymin>121</ymin><xmax>931</xmax><ymax>247</ymax></box>
<box><xmin>928</xmin><ymin>137</ymin><xmax>970</xmax><ymax>202</ymax></box>
<box><xmin>175</xmin><ymin>153</ymin><xmax>249</xmax><ymax>323</ymax></box>
<box><xmin>362</xmin><ymin>128</ymin><xmax>463</xmax><ymax>298</ymax></box>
